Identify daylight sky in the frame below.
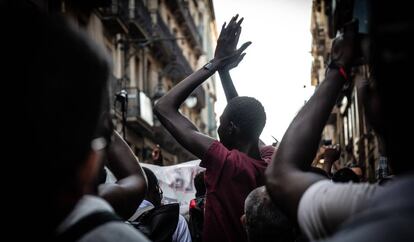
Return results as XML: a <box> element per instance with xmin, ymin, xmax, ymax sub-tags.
<box><xmin>212</xmin><ymin>0</ymin><xmax>315</xmax><ymax>145</ymax></box>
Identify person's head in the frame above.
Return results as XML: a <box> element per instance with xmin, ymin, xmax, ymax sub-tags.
<box><xmin>218</xmin><ymin>96</ymin><xmax>266</xmax><ymax>149</ymax></box>
<box><xmin>194</xmin><ymin>171</ymin><xmax>206</xmax><ymax>198</ymax></box>
<box><xmin>363</xmin><ymin>11</ymin><xmax>414</xmax><ymax>175</ymax></box>
<box><xmin>151</xmin><ymin>144</ymin><xmax>163</xmax><ymax>165</ymax></box>
<box><xmin>142</xmin><ymin>167</ymin><xmax>163</xmax><ymax>207</ymax></box>
<box><xmin>349</xmin><ymin>164</ymin><xmax>363</xmax><ymax>181</ymax></box>
<box><xmin>14</xmin><ymin>7</ymin><xmax>111</xmax><ymax>233</ymax></box>
<box><xmin>242</xmin><ymin>186</ymin><xmax>296</xmax><ymax>242</ymax></box>
<box><xmin>332</xmin><ymin>167</ymin><xmax>360</xmax><ymax>183</ymax></box>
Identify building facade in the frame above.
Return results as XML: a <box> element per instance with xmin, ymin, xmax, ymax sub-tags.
<box><xmin>45</xmin><ymin>0</ymin><xmax>218</xmax><ymax>165</ymax></box>
<box><xmin>310</xmin><ymin>0</ymin><xmax>383</xmax><ymax>181</ymax></box>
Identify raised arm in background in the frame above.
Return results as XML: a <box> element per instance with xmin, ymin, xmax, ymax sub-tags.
<box><xmin>217</xmin><ymin>16</ymin><xmax>246</xmax><ymax>102</ymax></box>
<box><xmin>215</xmin><ymin>19</ymin><xmax>272</xmax><ymax>150</ymax></box>
<box><xmin>99</xmin><ymin>130</ymin><xmax>147</xmax><ymax>220</ymax></box>
<box><xmin>153</xmin><ymin>15</ymin><xmax>251</xmax><ymax>159</ymax></box>
<box><xmin>265</xmin><ymin>20</ymin><xmax>358</xmax><ymax>220</ymax></box>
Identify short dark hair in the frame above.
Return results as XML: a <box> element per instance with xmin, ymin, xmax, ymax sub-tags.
<box><xmin>35</xmin><ymin>16</ymin><xmax>109</xmax><ymax>190</ymax></box>
<box><xmin>245</xmin><ymin>187</ymin><xmax>295</xmax><ymax>242</ymax></box>
<box><xmin>142</xmin><ymin>167</ymin><xmax>159</xmax><ymax>194</ymax></box>
<box><xmin>223</xmin><ymin>96</ymin><xmax>266</xmax><ymax>139</ymax></box>
<box><xmin>332</xmin><ymin>167</ymin><xmax>360</xmax><ymax>183</ymax></box>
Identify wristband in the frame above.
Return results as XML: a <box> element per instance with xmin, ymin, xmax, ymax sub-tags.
<box><xmin>203</xmin><ymin>61</ymin><xmax>214</xmax><ymax>71</ymax></box>
<box><xmin>328</xmin><ymin>61</ymin><xmax>349</xmax><ymax>81</ymax></box>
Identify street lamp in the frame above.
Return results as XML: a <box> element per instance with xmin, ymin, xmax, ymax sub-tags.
<box><xmin>185</xmin><ymin>95</ymin><xmax>197</xmax><ymax>109</ymax></box>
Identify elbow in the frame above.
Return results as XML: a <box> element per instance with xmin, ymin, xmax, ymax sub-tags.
<box><xmin>119</xmin><ymin>175</ymin><xmax>148</xmax><ymax>219</ymax></box>
<box><xmin>153</xmin><ymin>102</ymin><xmax>161</xmax><ymax>118</ymax></box>
<box><xmin>265</xmin><ymin>159</ymin><xmax>292</xmax><ymax>202</ymax></box>
<box><xmin>135</xmin><ymin>176</ymin><xmax>148</xmax><ymax>205</ymax></box>
<box><xmin>153</xmin><ymin>98</ymin><xmax>178</xmax><ymax>124</ymax></box>
<box><xmin>265</xmin><ymin>167</ymin><xmax>282</xmax><ymax>199</ymax></box>
<box><xmin>153</xmin><ymin>99</ymin><xmax>167</xmax><ymax>119</ymax></box>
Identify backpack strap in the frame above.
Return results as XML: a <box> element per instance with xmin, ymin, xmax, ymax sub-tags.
<box><xmin>56</xmin><ymin>210</ymin><xmax>122</xmax><ymax>242</ymax></box>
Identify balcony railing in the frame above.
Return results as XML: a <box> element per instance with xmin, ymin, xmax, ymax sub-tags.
<box><xmin>165</xmin><ymin>0</ymin><xmax>203</xmax><ymax>55</ymax></box>
<box><xmin>96</xmin><ymin>0</ymin><xmax>129</xmax><ymax>33</ymax></box>
<box><xmin>153</xmin><ymin>13</ymin><xmax>193</xmax><ymax>81</ymax></box>
<box><xmin>128</xmin><ymin>0</ymin><xmax>153</xmax><ymax>38</ymax></box>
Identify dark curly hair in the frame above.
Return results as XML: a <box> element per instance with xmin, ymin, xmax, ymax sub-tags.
<box><xmin>223</xmin><ymin>96</ymin><xmax>266</xmax><ymax>139</ymax></box>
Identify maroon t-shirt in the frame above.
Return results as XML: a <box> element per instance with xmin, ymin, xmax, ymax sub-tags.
<box><xmin>200</xmin><ymin>141</ymin><xmax>274</xmax><ymax>242</ymax></box>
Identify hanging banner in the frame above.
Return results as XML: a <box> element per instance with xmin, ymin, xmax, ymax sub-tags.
<box><xmin>142</xmin><ymin>160</ymin><xmax>205</xmax><ymax>215</ymax></box>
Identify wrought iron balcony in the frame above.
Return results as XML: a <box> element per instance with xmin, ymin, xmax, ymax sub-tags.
<box><xmin>96</xmin><ymin>0</ymin><xmax>129</xmax><ymax>33</ymax></box>
<box><xmin>165</xmin><ymin>0</ymin><xmax>203</xmax><ymax>56</ymax></box>
<box><xmin>128</xmin><ymin>0</ymin><xmax>153</xmax><ymax>39</ymax></box>
<box><xmin>152</xmin><ymin>13</ymin><xmax>193</xmax><ymax>82</ymax></box>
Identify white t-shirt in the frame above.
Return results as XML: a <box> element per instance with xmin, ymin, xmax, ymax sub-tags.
<box><xmin>297</xmin><ymin>180</ymin><xmax>381</xmax><ymax>241</ymax></box>
<box><xmin>57</xmin><ymin>195</ymin><xmax>150</xmax><ymax>242</ymax></box>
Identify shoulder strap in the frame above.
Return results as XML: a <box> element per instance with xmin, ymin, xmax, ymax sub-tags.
<box><xmin>132</xmin><ymin>203</ymin><xmax>180</xmax><ymax>242</ymax></box>
<box><xmin>55</xmin><ymin>210</ymin><xmax>122</xmax><ymax>242</ymax></box>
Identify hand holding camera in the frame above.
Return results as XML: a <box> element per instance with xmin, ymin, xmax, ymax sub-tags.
<box><xmin>329</xmin><ymin>19</ymin><xmax>360</xmax><ymax>70</ymax></box>
<box><xmin>323</xmin><ymin>144</ymin><xmax>341</xmax><ymax>164</ymax></box>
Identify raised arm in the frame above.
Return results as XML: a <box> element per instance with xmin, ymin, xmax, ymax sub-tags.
<box><xmin>265</xmin><ymin>21</ymin><xmax>358</xmax><ymax>219</ymax></box>
<box><xmin>154</xmin><ymin>15</ymin><xmax>250</xmax><ymax>159</ymax></box>
<box><xmin>99</xmin><ymin>131</ymin><xmax>147</xmax><ymax>220</ymax></box>
<box><xmin>215</xmin><ymin>17</ymin><xmax>272</xmax><ymax>151</ymax></box>
<box><xmin>219</xmin><ymin>70</ymin><xmax>239</xmax><ymax>102</ymax></box>
<box><xmin>216</xmin><ymin>16</ymin><xmax>246</xmax><ymax>102</ymax></box>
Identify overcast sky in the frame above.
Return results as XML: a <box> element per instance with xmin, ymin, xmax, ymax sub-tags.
<box><xmin>212</xmin><ymin>0</ymin><xmax>314</xmax><ymax>145</ymax></box>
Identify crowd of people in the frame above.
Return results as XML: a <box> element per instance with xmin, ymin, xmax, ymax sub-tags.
<box><xmin>8</xmin><ymin>0</ymin><xmax>414</xmax><ymax>241</ymax></box>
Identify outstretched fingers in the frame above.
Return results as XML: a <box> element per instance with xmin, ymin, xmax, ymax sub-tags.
<box><xmin>238</xmin><ymin>41</ymin><xmax>252</xmax><ymax>53</ymax></box>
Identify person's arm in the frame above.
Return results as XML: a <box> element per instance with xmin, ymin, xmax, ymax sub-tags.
<box><xmin>216</xmin><ymin>15</ymin><xmax>246</xmax><ymax>102</ymax></box>
<box><xmin>265</xmin><ymin>21</ymin><xmax>358</xmax><ymax>220</ymax></box>
<box><xmin>218</xmin><ymin>70</ymin><xmax>239</xmax><ymax>101</ymax></box>
<box><xmin>99</xmin><ymin>131</ymin><xmax>147</xmax><ymax>220</ymax></box>
<box><xmin>216</xmin><ymin>18</ymin><xmax>271</xmax><ymax>151</ymax></box>
<box><xmin>154</xmin><ymin>15</ymin><xmax>250</xmax><ymax>159</ymax></box>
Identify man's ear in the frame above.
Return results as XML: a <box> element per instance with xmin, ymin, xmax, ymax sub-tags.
<box><xmin>226</xmin><ymin>121</ymin><xmax>234</xmax><ymax>135</ymax></box>
<box><xmin>230</xmin><ymin>121</ymin><xmax>241</xmax><ymax>136</ymax></box>
<box><xmin>240</xmin><ymin>214</ymin><xmax>246</xmax><ymax>228</ymax></box>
